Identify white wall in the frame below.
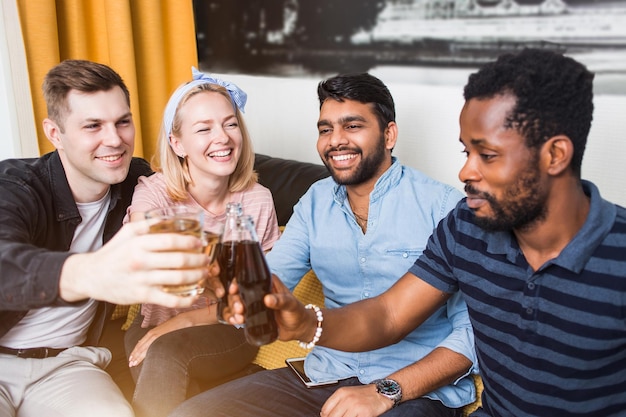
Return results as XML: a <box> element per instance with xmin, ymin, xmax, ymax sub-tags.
<box><xmin>0</xmin><ymin>1</ymin><xmax>38</xmax><ymax>160</ymax></box>
<box><xmin>2</xmin><ymin>2</ymin><xmax>623</xmax><ymax>207</ymax></box>
<box><xmin>219</xmin><ymin>71</ymin><xmax>626</xmax><ymax>208</ymax></box>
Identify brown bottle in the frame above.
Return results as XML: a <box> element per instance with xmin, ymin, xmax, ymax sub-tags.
<box><xmin>215</xmin><ymin>203</ymin><xmax>243</xmax><ymax>324</ymax></box>
<box><xmin>234</xmin><ymin>215</ymin><xmax>278</xmax><ymax>346</ymax></box>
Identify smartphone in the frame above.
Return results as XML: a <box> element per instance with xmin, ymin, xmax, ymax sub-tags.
<box><xmin>285</xmin><ymin>357</ymin><xmax>338</xmax><ymax>388</ymax></box>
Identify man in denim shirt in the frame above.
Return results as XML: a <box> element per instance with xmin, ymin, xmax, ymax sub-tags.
<box><xmin>172</xmin><ymin>74</ymin><xmax>477</xmax><ymax>417</ymax></box>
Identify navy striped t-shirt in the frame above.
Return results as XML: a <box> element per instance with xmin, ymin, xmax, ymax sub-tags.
<box><xmin>410</xmin><ymin>180</ymin><xmax>626</xmax><ymax>417</ymax></box>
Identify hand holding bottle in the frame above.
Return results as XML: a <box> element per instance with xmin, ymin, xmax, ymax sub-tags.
<box><xmin>234</xmin><ymin>215</ymin><xmax>278</xmax><ymax>345</ymax></box>
<box><xmin>219</xmin><ymin>273</ymin><xmax>317</xmax><ymax>345</ymax></box>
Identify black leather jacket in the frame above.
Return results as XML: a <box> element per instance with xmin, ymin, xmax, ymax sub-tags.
<box><xmin>0</xmin><ymin>151</ymin><xmax>152</xmax><ymax>345</ymax></box>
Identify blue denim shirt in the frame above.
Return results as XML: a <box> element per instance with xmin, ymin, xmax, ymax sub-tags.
<box><xmin>266</xmin><ymin>158</ymin><xmax>478</xmax><ymax>408</ymax></box>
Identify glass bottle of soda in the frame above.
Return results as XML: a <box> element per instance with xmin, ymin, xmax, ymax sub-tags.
<box><xmin>215</xmin><ymin>202</ymin><xmax>243</xmax><ymax>324</ymax></box>
<box><xmin>234</xmin><ymin>215</ymin><xmax>278</xmax><ymax>346</ymax></box>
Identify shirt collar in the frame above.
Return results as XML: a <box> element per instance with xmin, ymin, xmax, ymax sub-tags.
<box><xmin>553</xmin><ymin>180</ymin><xmax>616</xmax><ymax>273</ymax></box>
<box><xmin>48</xmin><ymin>151</ymin><xmax>120</xmax><ymax>222</ymax></box>
<box><xmin>480</xmin><ymin>180</ymin><xmax>616</xmax><ymax>272</ymax></box>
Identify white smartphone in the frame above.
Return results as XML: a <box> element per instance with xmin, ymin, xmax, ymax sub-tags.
<box><xmin>285</xmin><ymin>357</ymin><xmax>338</xmax><ymax>388</ymax></box>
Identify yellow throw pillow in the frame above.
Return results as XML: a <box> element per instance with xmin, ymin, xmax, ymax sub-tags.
<box><xmin>253</xmin><ymin>269</ymin><xmax>324</xmax><ymax>370</ymax></box>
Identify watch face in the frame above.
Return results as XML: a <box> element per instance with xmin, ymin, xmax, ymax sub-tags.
<box><xmin>374</xmin><ymin>379</ymin><xmax>402</xmax><ymax>407</ymax></box>
<box><xmin>378</xmin><ymin>379</ymin><xmax>401</xmax><ymax>395</ymax></box>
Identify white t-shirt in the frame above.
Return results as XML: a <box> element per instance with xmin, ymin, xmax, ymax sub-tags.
<box><xmin>0</xmin><ymin>190</ymin><xmax>111</xmax><ymax>349</ymax></box>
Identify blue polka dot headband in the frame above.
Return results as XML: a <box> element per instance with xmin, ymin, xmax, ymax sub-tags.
<box><xmin>163</xmin><ymin>67</ymin><xmax>247</xmax><ymax>137</ymax></box>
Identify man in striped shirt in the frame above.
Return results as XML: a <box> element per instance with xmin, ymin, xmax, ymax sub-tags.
<box><xmin>233</xmin><ymin>48</ymin><xmax>626</xmax><ymax>416</ymax></box>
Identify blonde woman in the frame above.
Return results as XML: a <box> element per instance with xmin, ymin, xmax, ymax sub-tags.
<box><xmin>124</xmin><ymin>69</ymin><xmax>280</xmax><ymax>417</ymax></box>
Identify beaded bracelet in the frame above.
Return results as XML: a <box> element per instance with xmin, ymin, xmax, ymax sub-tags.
<box><xmin>298</xmin><ymin>304</ymin><xmax>323</xmax><ymax>349</ymax></box>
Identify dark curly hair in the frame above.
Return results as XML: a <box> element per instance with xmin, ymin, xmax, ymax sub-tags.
<box><xmin>464</xmin><ymin>48</ymin><xmax>594</xmax><ymax>178</ymax></box>
<box><xmin>317</xmin><ymin>73</ymin><xmax>396</xmax><ymax>132</ymax></box>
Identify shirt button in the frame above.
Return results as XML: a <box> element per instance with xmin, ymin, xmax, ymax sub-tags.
<box><xmin>360</xmin><ymin>257</ymin><xmax>366</xmax><ymax>263</ymax></box>
<box><xmin>526</xmin><ymin>307</ymin><xmax>534</xmax><ymax>315</ymax></box>
<box><xmin>359</xmin><ymin>369</ymin><xmax>365</xmax><ymax>375</ymax></box>
<box><xmin>402</xmin><ymin>252</ymin><xmax>408</xmax><ymax>258</ymax></box>
<box><xmin>527</xmin><ymin>283</ymin><xmax>535</xmax><ymax>290</ymax></box>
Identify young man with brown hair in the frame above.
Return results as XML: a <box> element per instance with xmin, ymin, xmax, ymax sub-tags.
<box><xmin>0</xmin><ymin>60</ymin><xmax>208</xmax><ymax>416</ymax></box>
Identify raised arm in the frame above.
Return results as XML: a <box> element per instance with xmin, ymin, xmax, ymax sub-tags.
<box><xmin>263</xmin><ymin>271</ymin><xmax>451</xmax><ymax>352</ymax></box>
<box><xmin>60</xmin><ymin>220</ymin><xmax>208</xmax><ymax>308</ymax></box>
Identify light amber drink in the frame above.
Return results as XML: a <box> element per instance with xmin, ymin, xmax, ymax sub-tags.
<box><xmin>146</xmin><ymin>207</ymin><xmax>205</xmax><ymax>297</ymax></box>
<box><xmin>149</xmin><ymin>218</ymin><xmax>202</xmax><ymax>237</ymax></box>
<box><xmin>202</xmin><ymin>231</ymin><xmax>221</xmax><ymax>264</ymax></box>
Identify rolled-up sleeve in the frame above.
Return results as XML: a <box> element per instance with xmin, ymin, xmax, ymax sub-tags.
<box><xmin>437</xmin><ymin>291</ymin><xmax>479</xmax><ymax>379</ymax></box>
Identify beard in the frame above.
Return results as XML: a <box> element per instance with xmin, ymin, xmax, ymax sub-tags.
<box><xmin>322</xmin><ymin>135</ymin><xmax>387</xmax><ymax>186</ymax></box>
<box><xmin>465</xmin><ymin>157</ymin><xmax>548</xmax><ymax>232</ymax></box>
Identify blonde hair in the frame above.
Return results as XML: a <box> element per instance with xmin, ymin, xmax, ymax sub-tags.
<box><xmin>152</xmin><ymin>83</ymin><xmax>258</xmax><ymax>201</ymax></box>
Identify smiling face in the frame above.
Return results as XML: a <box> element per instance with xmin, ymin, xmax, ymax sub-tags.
<box><xmin>43</xmin><ymin>87</ymin><xmax>134</xmax><ymax>203</ymax></box>
<box><xmin>316</xmin><ymin>98</ymin><xmax>395</xmax><ymax>186</ymax></box>
<box><xmin>170</xmin><ymin>91</ymin><xmax>243</xmax><ymax>182</ymax></box>
<box><xmin>459</xmin><ymin>95</ymin><xmax>548</xmax><ymax>232</ymax></box>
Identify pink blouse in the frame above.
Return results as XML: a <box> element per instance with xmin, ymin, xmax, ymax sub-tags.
<box><xmin>126</xmin><ymin>172</ymin><xmax>280</xmax><ymax>327</ymax></box>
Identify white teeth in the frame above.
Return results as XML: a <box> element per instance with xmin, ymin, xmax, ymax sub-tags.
<box><xmin>332</xmin><ymin>154</ymin><xmax>356</xmax><ymax>161</ymax></box>
<box><xmin>98</xmin><ymin>155</ymin><xmax>121</xmax><ymax>162</ymax></box>
<box><xmin>210</xmin><ymin>150</ymin><xmax>232</xmax><ymax>157</ymax></box>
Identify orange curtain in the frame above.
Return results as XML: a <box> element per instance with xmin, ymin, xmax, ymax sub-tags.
<box><xmin>16</xmin><ymin>0</ymin><xmax>198</xmax><ymax>160</ymax></box>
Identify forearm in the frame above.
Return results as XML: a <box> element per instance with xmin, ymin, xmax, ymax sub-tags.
<box><xmin>59</xmin><ymin>252</ymin><xmax>92</xmax><ymax>302</ymax></box>
<box><xmin>390</xmin><ymin>347</ymin><xmax>473</xmax><ymax>403</ymax></box>
<box><xmin>314</xmin><ymin>298</ymin><xmax>404</xmax><ymax>351</ymax></box>
<box><xmin>180</xmin><ymin>303</ymin><xmax>219</xmax><ymax>326</ymax></box>
<box><xmin>318</xmin><ymin>346</ymin><xmax>473</xmax><ymax>417</ymax></box>
<box><xmin>300</xmin><ymin>274</ymin><xmax>449</xmax><ymax>352</ymax></box>
<box><xmin>153</xmin><ymin>307</ymin><xmax>218</xmax><ymax>331</ymax></box>
<box><xmin>0</xmin><ymin>243</ymin><xmax>70</xmax><ymax>309</ymax></box>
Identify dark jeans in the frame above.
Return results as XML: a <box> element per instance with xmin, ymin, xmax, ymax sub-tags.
<box><xmin>169</xmin><ymin>367</ymin><xmax>461</xmax><ymax>417</ymax></box>
<box><xmin>124</xmin><ymin>314</ymin><xmax>259</xmax><ymax>417</ymax></box>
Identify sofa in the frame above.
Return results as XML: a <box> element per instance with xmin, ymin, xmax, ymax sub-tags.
<box><xmin>103</xmin><ymin>153</ymin><xmax>482</xmax><ymax>414</ymax></box>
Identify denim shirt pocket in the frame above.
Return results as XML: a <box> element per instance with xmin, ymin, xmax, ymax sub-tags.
<box><xmin>386</xmin><ymin>248</ymin><xmax>423</xmax><ymax>263</ymax></box>
<box><xmin>383</xmin><ymin>248</ymin><xmax>424</xmax><ymax>276</ymax></box>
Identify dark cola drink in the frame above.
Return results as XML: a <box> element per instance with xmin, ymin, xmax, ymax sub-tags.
<box><xmin>235</xmin><ymin>240</ymin><xmax>278</xmax><ymax>346</ymax></box>
<box><xmin>215</xmin><ymin>240</ymin><xmax>237</xmax><ymax>324</ymax></box>
<box><xmin>216</xmin><ymin>202</ymin><xmax>243</xmax><ymax>324</ymax></box>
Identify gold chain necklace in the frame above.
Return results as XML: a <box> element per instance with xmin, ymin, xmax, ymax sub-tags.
<box><xmin>354</xmin><ymin>211</ymin><xmax>368</xmax><ymax>226</ymax></box>
<box><xmin>348</xmin><ymin>195</ymin><xmax>368</xmax><ymax>232</ymax></box>
<box><xmin>352</xmin><ymin>208</ymin><xmax>368</xmax><ymax>232</ymax></box>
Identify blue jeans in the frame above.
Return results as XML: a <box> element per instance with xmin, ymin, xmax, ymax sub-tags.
<box><xmin>169</xmin><ymin>367</ymin><xmax>460</xmax><ymax>417</ymax></box>
<box><xmin>124</xmin><ymin>315</ymin><xmax>259</xmax><ymax>417</ymax></box>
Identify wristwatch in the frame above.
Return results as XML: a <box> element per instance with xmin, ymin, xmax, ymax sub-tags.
<box><xmin>373</xmin><ymin>378</ymin><xmax>403</xmax><ymax>408</ymax></box>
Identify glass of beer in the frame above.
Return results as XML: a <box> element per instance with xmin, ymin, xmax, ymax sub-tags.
<box><xmin>202</xmin><ymin>217</ymin><xmax>223</xmax><ymax>265</ymax></box>
<box><xmin>145</xmin><ymin>206</ymin><xmax>205</xmax><ymax>297</ymax></box>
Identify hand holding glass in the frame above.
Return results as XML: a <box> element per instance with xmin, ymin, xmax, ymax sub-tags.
<box><xmin>146</xmin><ymin>206</ymin><xmax>220</xmax><ymax>297</ymax></box>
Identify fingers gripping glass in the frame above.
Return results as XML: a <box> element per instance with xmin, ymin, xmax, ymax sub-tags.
<box><xmin>146</xmin><ymin>206</ymin><xmax>223</xmax><ymax>297</ymax></box>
